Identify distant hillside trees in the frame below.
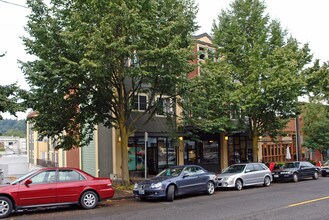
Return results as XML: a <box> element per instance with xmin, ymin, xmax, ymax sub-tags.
<box><xmin>0</xmin><ymin>119</ymin><xmax>26</xmax><ymax>138</ymax></box>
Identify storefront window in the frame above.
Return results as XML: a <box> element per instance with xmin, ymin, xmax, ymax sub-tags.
<box><xmin>203</xmin><ymin>140</ymin><xmax>219</xmax><ymax>164</ymax></box>
<box><xmin>167</xmin><ymin>139</ymin><xmax>176</xmax><ymax>166</ymax></box>
<box><xmin>158</xmin><ymin>137</ymin><xmax>167</xmax><ymax>170</ymax></box>
<box><xmin>228</xmin><ymin>137</ymin><xmax>234</xmax><ymax>165</ymax></box>
<box><xmin>185</xmin><ymin>141</ymin><xmax>197</xmax><ymax>164</ymax></box>
<box><xmin>228</xmin><ymin>136</ymin><xmax>253</xmax><ymax>164</ymax></box>
<box><xmin>129</xmin><ymin>136</ymin><xmax>175</xmax><ymax>173</ymax></box>
<box><xmin>128</xmin><ymin>138</ymin><xmax>145</xmax><ymax>171</ymax></box>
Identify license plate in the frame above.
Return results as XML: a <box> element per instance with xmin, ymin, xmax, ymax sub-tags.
<box><xmin>274</xmin><ymin>174</ymin><xmax>279</xmax><ymax>178</ymax></box>
<box><xmin>139</xmin><ymin>190</ymin><xmax>145</xmax><ymax>195</ymax></box>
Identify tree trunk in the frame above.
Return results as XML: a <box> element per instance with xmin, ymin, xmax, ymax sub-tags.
<box><xmin>119</xmin><ymin>126</ymin><xmax>130</xmax><ymax>186</ymax></box>
<box><xmin>251</xmin><ymin>118</ymin><xmax>259</xmax><ymax>162</ymax></box>
<box><xmin>252</xmin><ymin>132</ymin><xmax>259</xmax><ymax>162</ymax></box>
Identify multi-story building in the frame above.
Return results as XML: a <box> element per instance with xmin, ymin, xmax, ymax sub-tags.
<box><xmin>31</xmin><ymin>32</ymin><xmax>300</xmax><ymax>178</ymax></box>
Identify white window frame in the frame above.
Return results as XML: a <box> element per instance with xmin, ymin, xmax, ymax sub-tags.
<box><xmin>134</xmin><ymin>94</ymin><xmax>148</xmax><ymax>111</ymax></box>
<box><xmin>156</xmin><ymin>96</ymin><xmax>174</xmax><ymax>116</ymax></box>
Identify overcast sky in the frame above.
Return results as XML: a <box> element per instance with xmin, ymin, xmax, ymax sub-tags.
<box><xmin>1</xmin><ymin>0</ymin><xmax>328</xmax><ymax>119</ymax></box>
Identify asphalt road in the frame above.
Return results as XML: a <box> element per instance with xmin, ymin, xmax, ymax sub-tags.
<box><xmin>9</xmin><ymin>177</ymin><xmax>329</xmax><ymax>220</ymax></box>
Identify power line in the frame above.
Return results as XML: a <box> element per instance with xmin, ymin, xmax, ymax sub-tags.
<box><xmin>0</xmin><ymin>0</ymin><xmax>28</xmax><ymax>9</ymax></box>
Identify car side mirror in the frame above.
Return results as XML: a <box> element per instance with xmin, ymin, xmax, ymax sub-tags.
<box><xmin>183</xmin><ymin>172</ymin><xmax>190</xmax><ymax>178</ymax></box>
<box><xmin>25</xmin><ymin>179</ymin><xmax>32</xmax><ymax>186</ymax></box>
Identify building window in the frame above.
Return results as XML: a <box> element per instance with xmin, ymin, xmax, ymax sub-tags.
<box><xmin>208</xmin><ymin>48</ymin><xmax>217</xmax><ymax>62</ymax></box>
<box><xmin>198</xmin><ymin>46</ymin><xmax>205</xmax><ymax>60</ymax></box>
<box><xmin>134</xmin><ymin>94</ymin><xmax>147</xmax><ymax>111</ymax></box>
<box><xmin>156</xmin><ymin>97</ymin><xmax>173</xmax><ymax>116</ymax></box>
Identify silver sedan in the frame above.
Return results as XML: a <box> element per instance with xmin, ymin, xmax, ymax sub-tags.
<box><xmin>216</xmin><ymin>163</ymin><xmax>272</xmax><ymax>190</ymax></box>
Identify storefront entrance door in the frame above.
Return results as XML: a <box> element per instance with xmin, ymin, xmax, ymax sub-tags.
<box><xmin>147</xmin><ymin>147</ymin><xmax>157</xmax><ymax>175</ymax></box>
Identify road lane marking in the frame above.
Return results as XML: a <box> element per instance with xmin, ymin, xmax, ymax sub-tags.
<box><xmin>287</xmin><ymin>196</ymin><xmax>329</xmax><ymax>207</ymax></box>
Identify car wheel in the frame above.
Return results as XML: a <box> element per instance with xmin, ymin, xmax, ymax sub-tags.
<box><xmin>322</xmin><ymin>172</ymin><xmax>327</xmax><ymax>177</ymax></box>
<box><xmin>263</xmin><ymin>176</ymin><xmax>271</xmax><ymax>187</ymax></box>
<box><xmin>206</xmin><ymin>181</ymin><xmax>215</xmax><ymax>195</ymax></box>
<box><xmin>313</xmin><ymin>171</ymin><xmax>319</xmax><ymax>180</ymax></box>
<box><xmin>293</xmin><ymin>173</ymin><xmax>299</xmax><ymax>182</ymax></box>
<box><xmin>235</xmin><ymin>179</ymin><xmax>243</xmax><ymax>191</ymax></box>
<box><xmin>0</xmin><ymin>196</ymin><xmax>13</xmax><ymax>219</ymax></box>
<box><xmin>80</xmin><ymin>191</ymin><xmax>98</xmax><ymax>209</ymax></box>
<box><xmin>166</xmin><ymin>185</ymin><xmax>175</xmax><ymax>202</ymax></box>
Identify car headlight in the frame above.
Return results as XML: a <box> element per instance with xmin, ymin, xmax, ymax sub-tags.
<box><xmin>223</xmin><ymin>177</ymin><xmax>228</xmax><ymax>181</ymax></box>
<box><xmin>150</xmin><ymin>182</ymin><xmax>162</xmax><ymax>189</ymax></box>
<box><xmin>134</xmin><ymin>183</ymin><xmax>138</xmax><ymax>189</ymax></box>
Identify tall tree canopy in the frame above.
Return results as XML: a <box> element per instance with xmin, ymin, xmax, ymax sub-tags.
<box><xmin>1</xmin><ymin>53</ymin><xmax>26</xmax><ymax>119</ymax></box>
<box><xmin>22</xmin><ymin>0</ymin><xmax>198</xmax><ymax>184</ymax></box>
<box><xmin>210</xmin><ymin>0</ymin><xmax>312</xmax><ymax>161</ymax></box>
<box><xmin>304</xmin><ymin>60</ymin><xmax>329</xmax><ymax>101</ymax></box>
<box><xmin>302</xmin><ymin>101</ymin><xmax>329</xmax><ymax>158</ymax></box>
<box><xmin>0</xmin><ymin>84</ymin><xmax>26</xmax><ymax>120</ymax></box>
<box><xmin>180</xmin><ymin>60</ymin><xmax>236</xmax><ymax>134</ymax></box>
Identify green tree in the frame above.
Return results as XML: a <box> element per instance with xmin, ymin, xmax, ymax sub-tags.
<box><xmin>302</xmin><ymin>101</ymin><xmax>329</xmax><ymax>158</ymax></box>
<box><xmin>0</xmin><ymin>84</ymin><xmax>26</xmax><ymax>120</ymax></box>
<box><xmin>22</xmin><ymin>0</ymin><xmax>198</xmax><ymax>184</ymax></box>
<box><xmin>211</xmin><ymin>0</ymin><xmax>312</xmax><ymax>162</ymax></box>
<box><xmin>304</xmin><ymin>60</ymin><xmax>329</xmax><ymax>101</ymax></box>
<box><xmin>180</xmin><ymin>60</ymin><xmax>235</xmax><ymax>134</ymax></box>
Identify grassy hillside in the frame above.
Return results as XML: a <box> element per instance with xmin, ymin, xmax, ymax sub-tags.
<box><xmin>0</xmin><ymin>119</ymin><xmax>26</xmax><ymax>138</ymax></box>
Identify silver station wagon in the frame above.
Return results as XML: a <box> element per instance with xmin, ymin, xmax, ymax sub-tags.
<box><xmin>216</xmin><ymin>163</ymin><xmax>272</xmax><ymax>190</ymax></box>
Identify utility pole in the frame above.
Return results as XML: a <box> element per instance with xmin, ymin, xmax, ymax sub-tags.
<box><xmin>144</xmin><ymin>132</ymin><xmax>148</xmax><ymax>179</ymax></box>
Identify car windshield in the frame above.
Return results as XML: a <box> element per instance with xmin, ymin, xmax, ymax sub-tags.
<box><xmin>222</xmin><ymin>165</ymin><xmax>246</xmax><ymax>174</ymax></box>
<box><xmin>10</xmin><ymin>170</ymin><xmax>39</xmax><ymax>185</ymax></box>
<box><xmin>283</xmin><ymin>162</ymin><xmax>299</xmax><ymax>169</ymax></box>
<box><xmin>157</xmin><ymin>167</ymin><xmax>184</xmax><ymax>177</ymax></box>
<box><xmin>323</xmin><ymin>161</ymin><xmax>329</xmax><ymax>166</ymax></box>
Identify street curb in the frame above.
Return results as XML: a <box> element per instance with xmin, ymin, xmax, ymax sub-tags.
<box><xmin>110</xmin><ymin>189</ymin><xmax>135</xmax><ymax>200</ymax></box>
<box><xmin>111</xmin><ymin>195</ymin><xmax>136</xmax><ymax>201</ymax></box>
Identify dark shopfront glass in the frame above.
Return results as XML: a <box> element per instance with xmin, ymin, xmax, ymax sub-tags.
<box><xmin>203</xmin><ymin>140</ymin><xmax>219</xmax><ymax>164</ymax></box>
<box><xmin>228</xmin><ymin>135</ymin><xmax>252</xmax><ymax>165</ymax></box>
<box><xmin>184</xmin><ymin>140</ymin><xmax>219</xmax><ymax>166</ymax></box>
<box><xmin>184</xmin><ymin>141</ymin><xmax>197</xmax><ymax>164</ymax></box>
<box><xmin>128</xmin><ymin>136</ymin><xmax>176</xmax><ymax>174</ymax></box>
<box><xmin>158</xmin><ymin>137</ymin><xmax>176</xmax><ymax>171</ymax></box>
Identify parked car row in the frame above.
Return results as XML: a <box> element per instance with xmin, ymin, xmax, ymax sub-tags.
<box><xmin>134</xmin><ymin>161</ymin><xmax>322</xmax><ymax>202</ymax></box>
<box><xmin>0</xmin><ymin>161</ymin><xmax>323</xmax><ymax>218</ymax></box>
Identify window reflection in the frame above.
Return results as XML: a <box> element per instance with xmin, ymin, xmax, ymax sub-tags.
<box><xmin>203</xmin><ymin>140</ymin><xmax>219</xmax><ymax>164</ymax></box>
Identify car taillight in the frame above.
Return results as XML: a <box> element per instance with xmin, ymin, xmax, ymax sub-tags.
<box><xmin>107</xmin><ymin>180</ymin><xmax>112</xmax><ymax>187</ymax></box>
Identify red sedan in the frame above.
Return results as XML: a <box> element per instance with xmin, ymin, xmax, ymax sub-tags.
<box><xmin>0</xmin><ymin>167</ymin><xmax>115</xmax><ymax>218</ymax></box>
